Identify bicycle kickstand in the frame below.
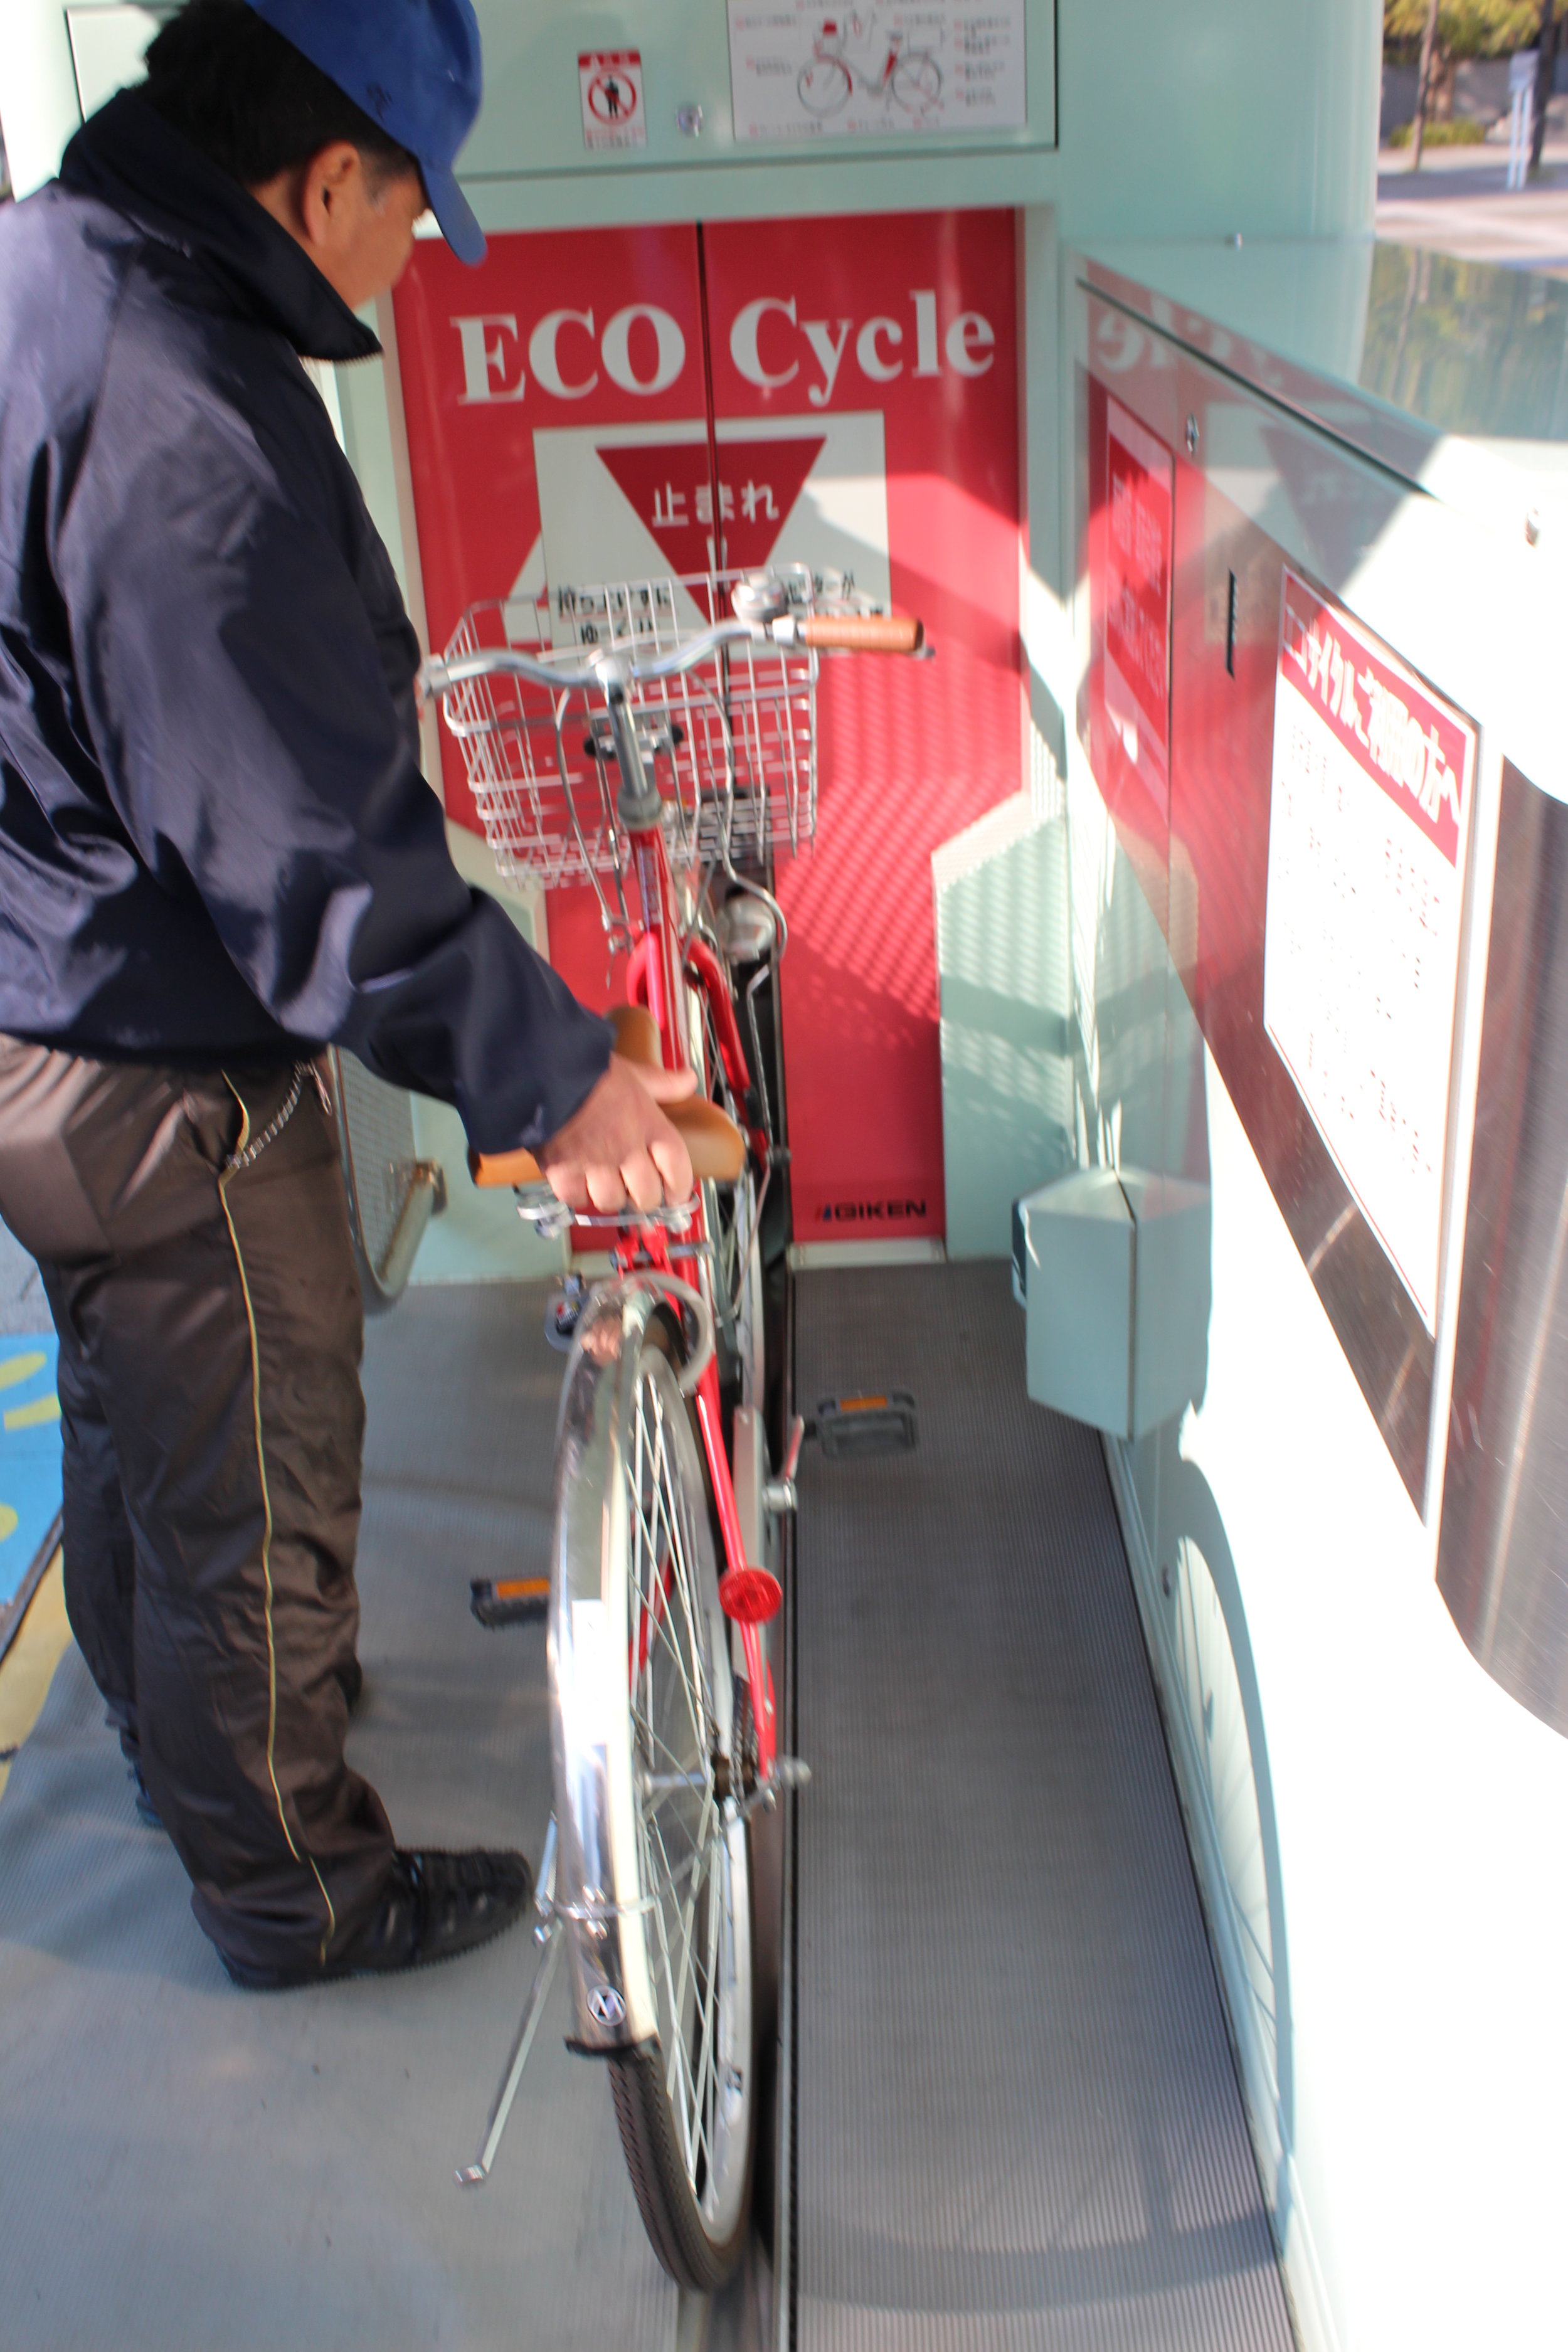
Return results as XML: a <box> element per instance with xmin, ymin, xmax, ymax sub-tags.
<box><xmin>456</xmin><ymin>1817</ymin><xmax>561</xmax><ymax>2188</ymax></box>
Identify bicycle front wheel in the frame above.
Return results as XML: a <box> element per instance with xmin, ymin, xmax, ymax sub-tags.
<box><xmin>798</xmin><ymin>55</ymin><xmax>851</xmax><ymax>114</ymax></box>
<box><xmin>551</xmin><ymin>1292</ymin><xmax>757</xmax><ymax>2289</ymax></box>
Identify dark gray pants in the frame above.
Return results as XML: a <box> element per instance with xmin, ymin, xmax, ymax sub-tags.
<box><xmin>0</xmin><ymin>1038</ymin><xmax>395</xmax><ymax>1973</ymax></box>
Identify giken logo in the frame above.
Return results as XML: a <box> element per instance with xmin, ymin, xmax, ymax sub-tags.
<box><xmin>818</xmin><ymin>1200</ymin><xmax>928</xmax><ymax>1222</ymax></box>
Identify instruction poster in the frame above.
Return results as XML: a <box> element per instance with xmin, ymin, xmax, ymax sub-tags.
<box><xmin>728</xmin><ymin>2</ymin><xmax>1025</xmax><ymax>139</ymax></box>
<box><xmin>1263</xmin><ymin>571</ymin><xmax>1476</xmax><ymax>1333</ymax></box>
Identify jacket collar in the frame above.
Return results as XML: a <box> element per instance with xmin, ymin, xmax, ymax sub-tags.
<box><xmin>60</xmin><ymin>89</ymin><xmax>382</xmax><ymax>365</ymax></box>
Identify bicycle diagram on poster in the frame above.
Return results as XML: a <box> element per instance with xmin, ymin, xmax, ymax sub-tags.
<box><xmin>728</xmin><ymin>1</ymin><xmax>1026</xmax><ymax>140</ymax></box>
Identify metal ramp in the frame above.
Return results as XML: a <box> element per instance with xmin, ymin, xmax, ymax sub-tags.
<box><xmin>0</xmin><ymin>1264</ymin><xmax>1291</xmax><ymax>2352</ymax></box>
<box><xmin>784</xmin><ymin>1263</ymin><xmax>1293</xmax><ymax>2351</ymax></box>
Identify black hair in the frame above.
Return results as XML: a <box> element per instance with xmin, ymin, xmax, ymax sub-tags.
<box><xmin>142</xmin><ymin>0</ymin><xmax>420</xmax><ymax>191</ymax></box>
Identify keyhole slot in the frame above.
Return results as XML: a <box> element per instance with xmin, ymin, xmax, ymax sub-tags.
<box><xmin>1225</xmin><ymin>569</ymin><xmax>1238</xmax><ymax>677</ymax></box>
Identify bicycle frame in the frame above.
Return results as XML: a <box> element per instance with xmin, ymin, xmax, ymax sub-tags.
<box><xmin>425</xmin><ymin>590</ymin><xmax>920</xmax><ymax>1793</ymax></box>
<box><xmin>609</xmin><ymin>799</ymin><xmax>780</xmax><ymax>1784</ymax></box>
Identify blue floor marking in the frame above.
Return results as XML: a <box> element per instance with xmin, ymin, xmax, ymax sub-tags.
<box><xmin>0</xmin><ymin>1335</ymin><xmax>62</xmax><ymax>1606</ymax></box>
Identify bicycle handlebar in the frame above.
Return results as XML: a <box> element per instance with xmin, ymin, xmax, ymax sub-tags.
<box><xmin>424</xmin><ymin>615</ymin><xmax>754</xmax><ymax>702</ymax></box>
<box><xmin>470</xmin><ymin>1094</ymin><xmax>748</xmax><ymax>1191</ymax></box>
<box><xmin>420</xmin><ymin>602</ymin><xmax>924</xmax><ymax>703</ymax></box>
<box><xmin>797</xmin><ymin>613</ymin><xmax>923</xmax><ymax>654</ymax></box>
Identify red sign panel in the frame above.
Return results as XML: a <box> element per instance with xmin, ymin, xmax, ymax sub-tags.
<box><xmin>595</xmin><ymin>437</ymin><xmax>825</xmax><ymax>573</ymax></box>
<box><xmin>1103</xmin><ymin>400</ymin><xmax>1173</xmax><ymax>785</ymax></box>
<box><xmin>1082</xmin><ymin>379</ymin><xmax>1175</xmax><ymax>914</ymax></box>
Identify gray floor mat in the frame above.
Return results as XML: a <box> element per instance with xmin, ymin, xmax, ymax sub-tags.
<box><xmin>792</xmin><ymin>1264</ymin><xmax>1293</xmax><ymax>2351</ymax></box>
<box><xmin>0</xmin><ymin>1283</ymin><xmax>675</xmax><ymax>2352</ymax></box>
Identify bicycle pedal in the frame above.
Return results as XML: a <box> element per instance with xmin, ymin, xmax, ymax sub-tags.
<box><xmin>815</xmin><ymin>1390</ymin><xmax>918</xmax><ymax>1461</ymax></box>
<box><xmin>470</xmin><ymin>1576</ymin><xmax>549</xmax><ymax>1628</ymax></box>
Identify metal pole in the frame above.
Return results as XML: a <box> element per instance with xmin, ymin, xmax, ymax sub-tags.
<box><xmin>1530</xmin><ymin>0</ymin><xmax>1559</xmax><ymax>172</ymax></box>
<box><xmin>1412</xmin><ymin>0</ymin><xmax>1441</xmax><ymax>170</ymax></box>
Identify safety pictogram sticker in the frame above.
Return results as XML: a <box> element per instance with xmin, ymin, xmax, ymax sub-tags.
<box><xmin>580</xmin><ymin>51</ymin><xmax>646</xmax><ymax>151</ymax></box>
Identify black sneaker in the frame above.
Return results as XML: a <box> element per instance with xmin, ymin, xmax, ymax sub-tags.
<box><xmin>220</xmin><ymin>1847</ymin><xmax>534</xmax><ymax>1991</ymax></box>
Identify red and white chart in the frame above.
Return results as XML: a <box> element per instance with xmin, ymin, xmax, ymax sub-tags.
<box><xmin>1263</xmin><ymin>571</ymin><xmax>1476</xmax><ymax>1333</ymax></box>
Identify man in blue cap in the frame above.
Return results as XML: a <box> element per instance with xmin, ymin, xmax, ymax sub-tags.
<box><xmin>0</xmin><ymin>0</ymin><xmax>694</xmax><ymax>1987</ymax></box>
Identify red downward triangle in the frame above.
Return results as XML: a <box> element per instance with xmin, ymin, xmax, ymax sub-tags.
<box><xmin>596</xmin><ymin>438</ymin><xmax>827</xmax><ymax>573</ymax></box>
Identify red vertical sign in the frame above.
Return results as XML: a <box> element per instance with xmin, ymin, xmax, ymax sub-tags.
<box><xmin>1084</xmin><ymin>378</ymin><xmax>1175</xmax><ymax>910</ymax></box>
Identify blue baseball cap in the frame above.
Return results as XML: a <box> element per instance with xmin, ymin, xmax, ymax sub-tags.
<box><xmin>243</xmin><ymin>0</ymin><xmax>486</xmax><ymax>264</ymax></box>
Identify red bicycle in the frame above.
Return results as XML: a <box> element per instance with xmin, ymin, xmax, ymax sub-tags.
<box><xmin>421</xmin><ymin>567</ymin><xmax>923</xmax><ymax>2287</ymax></box>
<box><xmin>797</xmin><ymin>12</ymin><xmax>943</xmax><ymax>119</ymax></box>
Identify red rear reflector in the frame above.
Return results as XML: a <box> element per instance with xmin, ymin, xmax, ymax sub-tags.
<box><xmin>719</xmin><ymin>1567</ymin><xmax>783</xmax><ymax>1624</ymax></box>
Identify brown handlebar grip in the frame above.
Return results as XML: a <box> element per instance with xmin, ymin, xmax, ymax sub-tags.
<box><xmin>469</xmin><ymin>1094</ymin><xmax>747</xmax><ymax>1192</ymax></box>
<box><xmin>469</xmin><ymin>1145</ymin><xmax>544</xmax><ymax>1189</ymax></box>
<box><xmin>609</xmin><ymin>1001</ymin><xmax>662</xmax><ymax>1069</ymax></box>
<box><xmin>798</xmin><ymin>613</ymin><xmax>924</xmax><ymax>654</ymax></box>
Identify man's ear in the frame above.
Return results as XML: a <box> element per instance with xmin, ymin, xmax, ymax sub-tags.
<box><xmin>299</xmin><ymin>142</ymin><xmax>363</xmax><ymax>248</ymax></box>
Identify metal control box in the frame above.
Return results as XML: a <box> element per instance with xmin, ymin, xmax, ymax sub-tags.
<box><xmin>1019</xmin><ymin>1165</ymin><xmax>1209</xmax><ymax>1438</ymax></box>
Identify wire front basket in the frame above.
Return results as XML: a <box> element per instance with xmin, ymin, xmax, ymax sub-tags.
<box><xmin>438</xmin><ymin>570</ymin><xmax>819</xmax><ymax>906</ymax></box>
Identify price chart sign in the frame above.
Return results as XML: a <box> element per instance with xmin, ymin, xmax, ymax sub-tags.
<box><xmin>1264</xmin><ymin>571</ymin><xmax>1476</xmax><ymax>1333</ymax></box>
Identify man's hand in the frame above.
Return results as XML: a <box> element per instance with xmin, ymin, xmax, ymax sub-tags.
<box><xmin>538</xmin><ymin>1054</ymin><xmax>697</xmax><ymax>1214</ymax></box>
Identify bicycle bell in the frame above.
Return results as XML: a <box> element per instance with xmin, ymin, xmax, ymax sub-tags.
<box><xmin>731</xmin><ymin>571</ymin><xmax>788</xmax><ymax>626</ymax></box>
<box><xmin>716</xmin><ymin>893</ymin><xmax>778</xmax><ymax>963</ymax></box>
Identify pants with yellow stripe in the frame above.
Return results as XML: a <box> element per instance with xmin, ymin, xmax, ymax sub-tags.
<box><xmin>0</xmin><ymin>1038</ymin><xmax>394</xmax><ymax>1974</ymax></box>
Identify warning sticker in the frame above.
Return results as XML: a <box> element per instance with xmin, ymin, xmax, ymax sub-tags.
<box><xmin>579</xmin><ymin>51</ymin><xmax>646</xmax><ymax>151</ymax></box>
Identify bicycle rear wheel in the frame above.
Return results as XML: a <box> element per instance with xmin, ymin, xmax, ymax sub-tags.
<box><xmin>552</xmin><ymin>1296</ymin><xmax>757</xmax><ymax>2288</ymax></box>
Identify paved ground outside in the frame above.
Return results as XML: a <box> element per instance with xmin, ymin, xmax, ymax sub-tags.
<box><xmin>1378</xmin><ymin>124</ymin><xmax>1568</xmax><ymax>278</ymax></box>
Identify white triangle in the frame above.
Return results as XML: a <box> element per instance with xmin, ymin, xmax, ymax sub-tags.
<box><xmin>503</xmin><ymin>536</ymin><xmax>548</xmax><ymax>644</ymax></box>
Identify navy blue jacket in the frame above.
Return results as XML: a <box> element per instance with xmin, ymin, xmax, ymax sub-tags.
<box><xmin>0</xmin><ymin>92</ymin><xmax>612</xmax><ymax>1153</ymax></box>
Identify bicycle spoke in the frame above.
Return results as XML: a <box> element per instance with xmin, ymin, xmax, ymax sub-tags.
<box><xmin>646</xmin><ymin>1818</ymin><xmax>712</xmax><ymax>2183</ymax></box>
<box><xmin>607</xmin><ymin>1333</ymin><xmax>753</xmax><ymax>2239</ymax></box>
<box><xmin>632</xmin><ymin>1431</ymin><xmax>708</xmax><ymax>1757</ymax></box>
<box><xmin>632</xmin><ymin>1520</ymin><xmax>705</xmax><ymax>1755</ymax></box>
